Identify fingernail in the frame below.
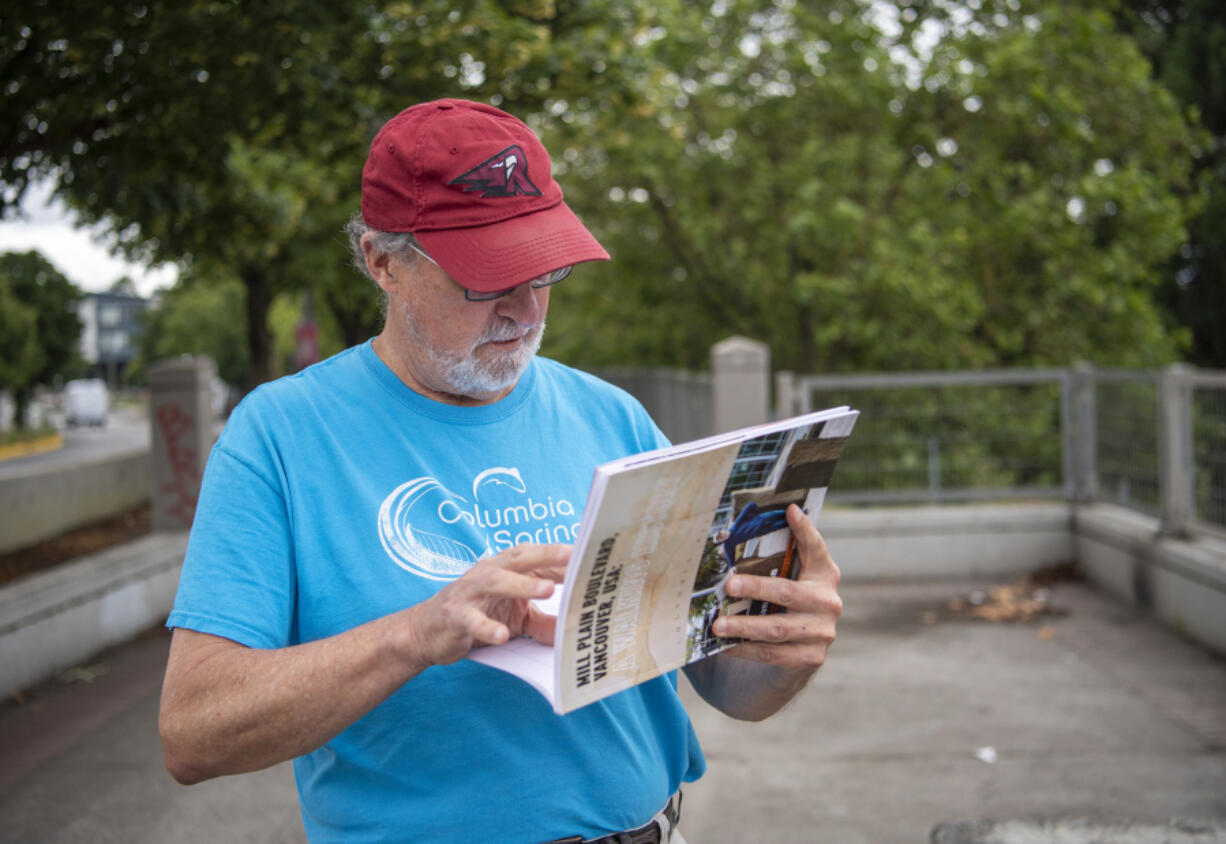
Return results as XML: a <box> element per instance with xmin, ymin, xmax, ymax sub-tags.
<box><xmin>711</xmin><ymin>619</ymin><xmax>726</xmax><ymax>636</ymax></box>
<box><xmin>726</xmin><ymin>576</ymin><xmax>742</xmax><ymax>596</ymax></box>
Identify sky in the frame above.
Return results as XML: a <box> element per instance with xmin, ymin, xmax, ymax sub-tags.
<box><xmin>0</xmin><ymin>180</ymin><xmax>178</xmax><ymax>298</ymax></box>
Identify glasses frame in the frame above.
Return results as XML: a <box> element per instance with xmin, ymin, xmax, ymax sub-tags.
<box><xmin>406</xmin><ymin>242</ymin><xmax>573</xmax><ymax>302</ymax></box>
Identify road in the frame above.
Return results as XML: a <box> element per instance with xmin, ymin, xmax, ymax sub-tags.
<box><xmin>0</xmin><ymin>404</ymin><xmax>149</xmax><ymax>481</ymax></box>
<box><xmin>2</xmin><ymin>576</ymin><xmax>1225</xmax><ymax>842</ymax></box>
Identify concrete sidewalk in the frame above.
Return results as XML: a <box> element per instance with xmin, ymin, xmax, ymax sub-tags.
<box><xmin>2</xmin><ymin>576</ymin><xmax>1225</xmax><ymax>843</ymax></box>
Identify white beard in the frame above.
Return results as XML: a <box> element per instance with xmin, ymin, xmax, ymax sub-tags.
<box><xmin>434</xmin><ymin>320</ymin><xmax>545</xmax><ymax>397</ymax></box>
<box><xmin>405</xmin><ymin>305</ymin><xmax>545</xmax><ymax>398</ymax></box>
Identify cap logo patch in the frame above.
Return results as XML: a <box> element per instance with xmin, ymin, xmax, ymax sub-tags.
<box><xmin>449</xmin><ymin>145</ymin><xmax>542</xmax><ymax>198</ymax></box>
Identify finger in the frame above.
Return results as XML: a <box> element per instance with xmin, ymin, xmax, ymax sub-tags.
<box><xmin>723</xmin><ymin>565</ymin><xmax>844</xmax><ymax>615</ymax></box>
<box><xmin>475</xmin><ymin>567</ymin><xmax>559</xmax><ymax>601</ymax></box>
<box><xmin>713</xmin><ymin>605</ymin><xmax>836</xmax><ymax>643</ymax></box>
<box><xmin>787</xmin><ymin>505</ymin><xmax>839</xmax><ymax>586</ymax></box>
<box><xmin>496</xmin><ymin>543</ymin><xmax>573</xmax><ymax>577</ymax></box>
<box><xmin>463</xmin><ymin>606</ymin><xmax>512</xmax><ymax>646</ymax></box>
<box><xmin>718</xmin><ymin>640</ymin><xmax>833</xmax><ymax>671</ymax></box>
<box><xmin>521</xmin><ymin>604</ymin><xmax>558</xmax><ymax>646</ymax></box>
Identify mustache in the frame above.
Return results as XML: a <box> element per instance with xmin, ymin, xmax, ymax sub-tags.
<box><xmin>478</xmin><ymin>319</ymin><xmax>542</xmax><ymax>344</ymax></box>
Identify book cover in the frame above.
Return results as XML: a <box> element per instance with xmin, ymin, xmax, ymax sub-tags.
<box><xmin>468</xmin><ymin>405</ymin><xmax>858</xmax><ymax>714</ymax></box>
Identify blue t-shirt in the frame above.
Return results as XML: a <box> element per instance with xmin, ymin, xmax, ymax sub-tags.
<box><xmin>167</xmin><ymin>341</ymin><xmax>706</xmax><ymax>843</ymax></box>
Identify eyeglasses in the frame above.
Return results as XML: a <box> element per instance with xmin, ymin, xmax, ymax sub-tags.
<box><xmin>406</xmin><ymin>242</ymin><xmax>572</xmax><ymax>302</ymax></box>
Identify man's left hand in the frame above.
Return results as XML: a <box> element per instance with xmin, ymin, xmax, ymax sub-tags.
<box><xmin>709</xmin><ymin>503</ymin><xmax>842</xmax><ymax>673</ymax></box>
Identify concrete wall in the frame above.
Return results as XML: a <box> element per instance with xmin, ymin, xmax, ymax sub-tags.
<box><xmin>822</xmin><ymin>502</ymin><xmax>1075</xmax><ymax>581</ymax></box>
<box><xmin>2</xmin><ymin>502</ymin><xmax>1224</xmax><ymax>699</ymax></box>
<box><xmin>0</xmin><ymin>532</ymin><xmax>186</xmax><ymax>698</ymax></box>
<box><xmin>0</xmin><ymin>448</ymin><xmax>150</xmax><ymax>555</ymax></box>
<box><xmin>1074</xmin><ymin>503</ymin><xmax>1226</xmax><ymax>656</ymax></box>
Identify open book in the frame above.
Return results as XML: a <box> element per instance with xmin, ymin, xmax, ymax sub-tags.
<box><xmin>469</xmin><ymin>405</ymin><xmax>859</xmax><ymax>714</ymax></box>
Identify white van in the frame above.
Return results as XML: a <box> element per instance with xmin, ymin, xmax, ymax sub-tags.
<box><xmin>64</xmin><ymin>379</ymin><xmax>109</xmax><ymax>427</ymax></box>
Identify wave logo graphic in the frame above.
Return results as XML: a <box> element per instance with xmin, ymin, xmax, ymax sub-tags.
<box><xmin>377</xmin><ymin>467</ymin><xmax>529</xmax><ymax>581</ymax></box>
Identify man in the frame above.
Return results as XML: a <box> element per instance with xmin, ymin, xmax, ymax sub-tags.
<box><xmin>159</xmin><ymin>99</ymin><xmax>842</xmax><ymax>843</ymax></box>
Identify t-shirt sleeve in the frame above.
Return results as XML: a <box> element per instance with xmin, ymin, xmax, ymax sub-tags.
<box><xmin>632</xmin><ymin>400</ymin><xmax>672</xmax><ymax>453</ymax></box>
<box><xmin>166</xmin><ymin>431</ymin><xmax>297</xmax><ymax>650</ymax></box>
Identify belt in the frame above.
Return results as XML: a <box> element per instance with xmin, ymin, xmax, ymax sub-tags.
<box><xmin>542</xmin><ymin>791</ymin><xmax>683</xmax><ymax>844</ymax></box>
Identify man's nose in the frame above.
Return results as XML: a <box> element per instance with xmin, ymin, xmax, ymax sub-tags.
<box><xmin>495</xmin><ymin>282</ymin><xmax>546</xmax><ymax>326</ymax></box>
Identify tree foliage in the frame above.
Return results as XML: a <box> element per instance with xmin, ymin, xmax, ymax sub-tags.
<box><xmin>1109</xmin><ymin>0</ymin><xmax>1226</xmax><ymax>367</ymax></box>
<box><xmin>133</xmin><ymin>271</ymin><xmax>247</xmax><ymax>388</ymax></box>
<box><xmin>0</xmin><ymin>274</ymin><xmax>40</xmax><ymax>402</ymax></box>
<box><xmin>0</xmin><ymin>250</ymin><xmax>83</xmax><ymax>427</ymax></box>
<box><xmin>540</xmin><ymin>0</ymin><xmax>1202</xmax><ymax>372</ymax></box>
<box><xmin>2</xmin><ymin>1</ymin><xmax>1207</xmax><ymax>387</ymax></box>
<box><xmin>2</xmin><ymin>0</ymin><xmax>681</xmax><ymax>387</ymax></box>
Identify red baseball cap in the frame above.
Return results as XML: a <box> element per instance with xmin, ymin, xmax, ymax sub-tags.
<box><xmin>361</xmin><ymin>99</ymin><xmax>610</xmax><ymax>294</ymax></box>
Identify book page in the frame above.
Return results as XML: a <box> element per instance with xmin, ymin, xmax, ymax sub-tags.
<box><xmin>469</xmin><ymin>637</ymin><xmax>558</xmax><ymax>708</ymax></box>
<box><xmin>468</xmin><ymin>590</ymin><xmax>562</xmax><ymax>704</ymax></box>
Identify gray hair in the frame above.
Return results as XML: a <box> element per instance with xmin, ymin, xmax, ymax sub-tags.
<box><xmin>345</xmin><ymin>211</ymin><xmax>425</xmax><ymax>283</ymax></box>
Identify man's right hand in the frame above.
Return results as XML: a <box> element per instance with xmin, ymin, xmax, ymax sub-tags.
<box><xmin>160</xmin><ymin>542</ymin><xmax>571</xmax><ymax>784</ymax></box>
<box><xmin>402</xmin><ymin>543</ymin><xmax>571</xmax><ymax>669</ymax></box>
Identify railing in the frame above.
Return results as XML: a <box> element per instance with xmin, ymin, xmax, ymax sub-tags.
<box><xmin>585</xmin><ymin>344</ymin><xmax>1225</xmax><ymax>539</ymax></box>
<box><xmin>776</xmin><ymin>363</ymin><xmax>1226</xmax><ymax>539</ymax></box>
<box><xmin>778</xmin><ymin>368</ymin><xmax>1073</xmax><ymax>505</ymax></box>
<box><xmin>1189</xmin><ymin>369</ymin><xmax>1226</xmax><ymax>532</ymax></box>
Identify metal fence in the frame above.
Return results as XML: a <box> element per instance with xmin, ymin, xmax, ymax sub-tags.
<box><xmin>1093</xmin><ymin>370</ymin><xmax>1161</xmax><ymax>515</ymax></box>
<box><xmin>779</xmin><ymin>368</ymin><xmax>1073</xmax><ymax>505</ymax></box>
<box><xmin>589</xmin><ymin>353</ymin><xmax>1226</xmax><ymax>539</ymax></box>
<box><xmin>589</xmin><ymin>367</ymin><xmax>714</xmax><ymax>445</ymax></box>
<box><xmin>775</xmin><ymin>364</ymin><xmax>1226</xmax><ymax>539</ymax></box>
<box><xmin>1189</xmin><ymin>370</ymin><xmax>1226</xmax><ymax>531</ymax></box>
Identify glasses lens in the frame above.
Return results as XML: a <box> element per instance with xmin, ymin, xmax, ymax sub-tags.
<box><xmin>463</xmin><ymin>288</ymin><xmax>502</xmax><ymax>302</ymax></box>
<box><xmin>532</xmin><ymin>265</ymin><xmax>573</xmax><ymax>287</ymax></box>
<box><xmin>463</xmin><ymin>266</ymin><xmax>573</xmax><ymax>301</ymax></box>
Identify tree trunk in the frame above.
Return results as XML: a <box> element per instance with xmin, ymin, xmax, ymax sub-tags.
<box><xmin>11</xmin><ymin>387</ymin><xmax>31</xmax><ymax>430</ymax></box>
<box><xmin>795</xmin><ymin>301</ymin><xmax>817</xmax><ymax>375</ymax></box>
<box><xmin>240</xmin><ymin>264</ymin><xmax>274</xmax><ymax>394</ymax></box>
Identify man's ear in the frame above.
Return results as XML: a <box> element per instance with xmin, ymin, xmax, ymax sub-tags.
<box><xmin>361</xmin><ymin>234</ymin><xmax>398</xmax><ymax>294</ymax></box>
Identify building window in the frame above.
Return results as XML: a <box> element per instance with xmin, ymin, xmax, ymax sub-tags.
<box><xmin>99</xmin><ymin>304</ymin><xmax>123</xmax><ymax>327</ymax></box>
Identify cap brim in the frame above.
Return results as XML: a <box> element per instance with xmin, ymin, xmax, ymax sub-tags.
<box><xmin>415</xmin><ymin>201</ymin><xmax>610</xmax><ymax>293</ymax></box>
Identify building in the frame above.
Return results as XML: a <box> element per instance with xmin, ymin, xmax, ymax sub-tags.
<box><xmin>77</xmin><ymin>291</ymin><xmax>148</xmax><ymax>386</ymax></box>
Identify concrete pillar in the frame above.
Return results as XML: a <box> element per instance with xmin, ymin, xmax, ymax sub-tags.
<box><xmin>1158</xmin><ymin>363</ymin><xmax>1195</xmax><ymax>538</ymax></box>
<box><xmin>775</xmin><ymin>370</ymin><xmax>799</xmax><ymax>419</ymax></box>
<box><xmin>712</xmin><ymin>336</ymin><xmax>770</xmax><ymax>433</ymax></box>
<box><xmin>147</xmin><ymin>356</ymin><xmax>216</xmax><ymax>532</ymax></box>
<box><xmin>1071</xmin><ymin>361</ymin><xmax>1098</xmax><ymax>502</ymax></box>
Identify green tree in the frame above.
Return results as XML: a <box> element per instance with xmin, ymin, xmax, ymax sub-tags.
<box><xmin>4</xmin><ymin>0</ymin><xmax>1204</xmax><ymax>386</ymax></box>
<box><xmin>0</xmin><ymin>251</ymin><xmax>83</xmax><ymax>428</ymax></box>
<box><xmin>0</xmin><ymin>1</ymin><xmax>668</xmax><ymax>389</ymax></box>
<box><xmin>1110</xmin><ymin>0</ymin><xmax>1226</xmax><ymax>367</ymax></box>
<box><xmin>3</xmin><ymin>0</ymin><xmax>762</xmax><ymax>388</ymax></box>
<box><xmin>541</xmin><ymin>1</ymin><xmax>1200</xmax><ymax>373</ymax></box>
<box><xmin>2</xmin><ymin>2</ymin><xmax>392</xmax><ymax>389</ymax></box>
<box><xmin>0</xmin><ymin>274</ymin><xmax>41</xmax><ymax>407</ymax></box>
<box><xmin>134</xmin><ymin>272</ymin><xmax>248</xmax><ymax>388</ymax></box>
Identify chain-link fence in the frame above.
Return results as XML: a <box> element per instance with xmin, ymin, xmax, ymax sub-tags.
<box><xmin>778</xmin><ymin>364</ymin><xmax>1226</xmax><ymax>538</ymax></box>
<box><xmin>782</xmin><ymin>370</ymin><xmax>1071</xmax><ymax>504</ymax></box>
<box><xmin>599</xmin><ymin>356</ymin><xmax>1226</xmax><ymax>538</ymax></box>
<box><xmin>1192</xmin><ymin>373</ymin><xmax>1226</xmax><ymax>531</ymax></box>
<box><xmin>1094</xmin><ymin>371</ymin><xmax>1161</xmax><ymax>516</ymax></box>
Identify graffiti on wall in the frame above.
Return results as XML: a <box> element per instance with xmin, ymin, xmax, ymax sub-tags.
<box><xmin>155</xmin><ymin>403</ymin><xmax>199</xmax><ymax>528</ymax></box>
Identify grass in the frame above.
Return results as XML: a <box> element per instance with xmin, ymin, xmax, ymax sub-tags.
<box><xmin>1</xmin><ymin>425</ymin><xmax>58</xmax><ymax>446</ymax></box>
